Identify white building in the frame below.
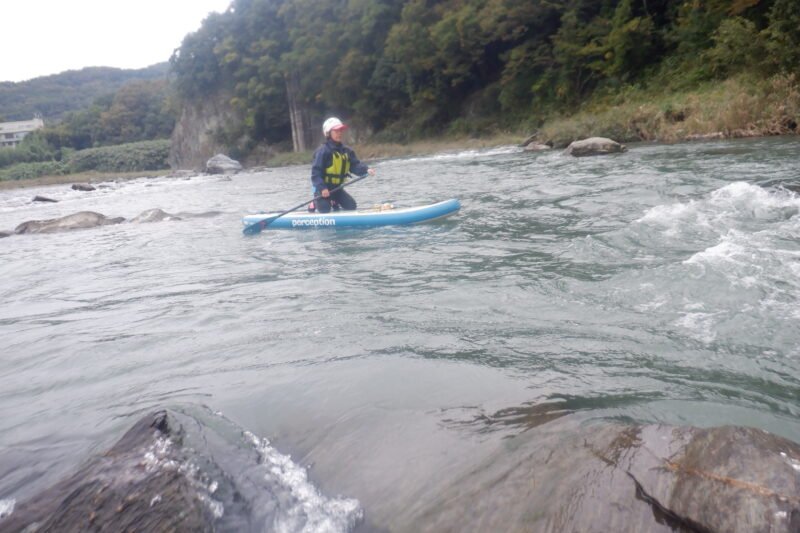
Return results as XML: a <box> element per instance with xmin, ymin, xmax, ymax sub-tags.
<box><xmin>0</xmin><ymin>117</ymin><xmax>45</xmax><ymax>148</ymax></box>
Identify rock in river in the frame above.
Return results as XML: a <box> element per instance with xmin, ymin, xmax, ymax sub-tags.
<box><xmin>563</xmin><ymin>137</ymin><xmax>626</xmax><ymax>156</ymax></box>
<box><xmin>130</xmin><ymin>208</ymin><xmax>181</xmax><ymax>223</ymax></box>
<box><xmin>409</xmin><ymin>421</ymin><xmax>800</xmax><ymax>533</ymax></box>
<box><xmin>14</xmin><ymin>211</ymin><xmax>125</xmax><ymax>234</ymax></box>
<box><xmin>523</xmin><ymin>142</ymin><xmax>552</xmax><ymax>151</ymax></box>
<box><xmin>0</xmin><ymin>411</ymin><xmax>216</xmax><ymax>533</ymax></box>
<box><xmin>1</xmin><ymin>411</ymin><xmax>798</xmax><ymax>533</ymax></box>
<box><xmin>71</xmin><ymin>183</ymin><xmax>96</xmax><ymax>191</ymax></box>
<box><xmin>205</xmin><ymin>153</ymin><xmax>242</xmax><ymax>174</ymax></box>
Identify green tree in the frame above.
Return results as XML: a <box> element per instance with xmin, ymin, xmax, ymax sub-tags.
<box><xmin>99</xmin><ymin>79</ymin><xmax>175</xmax><ymax>145</ymax></box>
<box><xmin>764</xmin><ymin>0</ymin><xmax>800</xmax><ymax>72</ymax></box>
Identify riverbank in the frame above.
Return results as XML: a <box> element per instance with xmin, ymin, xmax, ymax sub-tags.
<box><xmin>3</xmin><ymin>72</ymin><xmax>797</xmax><ymax>191</ymax></box>
<box><xmin>0</xmin><ymin>169</ymin><xmax>173</xmax><ymax>191</ymax></box>
<box><xmin>537</xmin><ymin>73</ymin><xmax>799</xmax><ymax>147</ymax></box>
<box><xmin>0</xmin><ymin>136</ymin><xmax>525</xmax><ymax>191</ymax></box>
<box><xmin>257</xmin><ymin>133</ymin><xmax>525</xmax><ymax>167</ymax></box>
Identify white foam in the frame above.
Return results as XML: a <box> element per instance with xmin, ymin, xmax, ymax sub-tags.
<box><xmin>637</xmin><ymin>182</ymin><xmax>800</xmax><ymax>241</ymax></box>
<box><xmin>0</xmin><ymin>499</ymin><xmax>14</xmax><ymax>519</ymax></box>
<box><xmin>779</xmin><ymin>451</ymin><xmax>800</xmax><ymax>472</ymax></box>
<box><xmin>675</xmin><ymin>311</ymin><xmax>718</xmax><ymax>343</ymax></box>
<box><xmin>394</xmin><ymin>145</ymin><xmax>521</xmax><ymax>164</ymax></box>
<box><xmin>684</xmin><ymin>234</ymin><xmax>749</xmax><ymax>266</ymax></box>
<box><xmin>245</xmin><ymin>431</ymin><xmax>363</xmax><ymax>533</ymax></box>
<box><xmin>141</xmin><ymin>436</ymin><xmax>225</xmax><ymax>519</ymax></box>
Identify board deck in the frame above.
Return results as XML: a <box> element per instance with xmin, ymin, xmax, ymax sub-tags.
<box><xmin>242</xmin><ymin>199</ymin><xmax>460</xmax><ymax>231</ymax></box>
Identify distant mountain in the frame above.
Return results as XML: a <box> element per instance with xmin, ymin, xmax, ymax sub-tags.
<box><xmin>0</xmin><ymin>63</ymin><xmax>169</xmax><ymax>122</ymax></box>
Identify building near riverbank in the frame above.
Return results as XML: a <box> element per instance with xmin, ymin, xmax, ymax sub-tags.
<box><xmin>0</xmin><ymin>116</ymin><xmax>44</xmax><ymax>148</ymax></box>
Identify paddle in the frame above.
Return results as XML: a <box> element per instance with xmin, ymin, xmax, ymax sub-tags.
<box><xmin>242</xmin><ymin>173</ymin><xmax>370</xmax><ymax>235</ymax></box>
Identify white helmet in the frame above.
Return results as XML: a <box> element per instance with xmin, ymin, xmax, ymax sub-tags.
<box><xmin>322</xmin><ymin>117</ymin><xmax>348</xmax><ymax>136</ymax></box>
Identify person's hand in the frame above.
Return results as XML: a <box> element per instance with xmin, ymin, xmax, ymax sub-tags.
<box><xmin>321</xmin><ymin>188</ymin><xmax>330</xmax><ymax>198</ymax></box>
<box><xmin>367</xmin><ymin>168</ymin><xmax>376</xmax><ymax>176</ymax></box>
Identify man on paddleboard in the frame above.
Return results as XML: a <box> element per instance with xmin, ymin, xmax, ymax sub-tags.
<box><xmin>309</xmin><ymin>117</ymin><xmax>375</xmax><ymax>213</ymax></box>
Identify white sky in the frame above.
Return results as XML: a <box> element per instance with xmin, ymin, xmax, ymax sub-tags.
<box><xmin>3</xmin><ymin>0</ymin><xmax>234</xmax><ymax>82</ymax></box>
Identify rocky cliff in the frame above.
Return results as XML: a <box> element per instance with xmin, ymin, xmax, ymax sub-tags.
<box><xmin>168</xmin><ymin>91</ymin><xmax>242</xmax><ymax>171</ymax></box>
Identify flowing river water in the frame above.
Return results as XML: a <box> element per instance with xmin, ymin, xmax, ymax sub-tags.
<box><xmin>0</xmin><ymin>136</ymin><xmax>799</xmax><ymax>531</ymax></box>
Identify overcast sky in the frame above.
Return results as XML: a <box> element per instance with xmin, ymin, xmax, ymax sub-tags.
<box><xmin>3</xmin><ymin>0</ymin><xmax>233</xmax><ymax>83</ymax></box>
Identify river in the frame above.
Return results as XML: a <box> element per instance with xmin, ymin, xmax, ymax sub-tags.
<box><xmin>0</xmin><ymin>136</ymin><xmax>799</xmax><ymax>531</ymax></box>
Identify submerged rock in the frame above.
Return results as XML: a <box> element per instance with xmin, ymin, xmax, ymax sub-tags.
<box><xmin>410</xmin><ymin>422</ymin><xmax>800</xmax><ymax>533</ymax></box>
<box><xmin>205</xmin><ymin>153</ymin><xmax>242</xmax><ymax>174</ymax></box>
<box><xmin>11</xmin><ymin>208</ymin><xmax>220</xmax><ymax>235</ymax></box>
<box><xmin>32</xmin><ymin>195</ymin><xmax>58</xmax><ymax>203</ymax></box>
<box><xmin>524</xmin><ymin>142</ymin><xmax>552</xmax><ymax>152</ymax></box>
<box><xmin>14</xmin><ymin>211</ymin><xmax>125</xmax><ymax>234</ymax></box>
<box><xmin>130</xmin><ymin>208</ymin><xmax>181</xmax><ymax>223</ymax></box>
<box><xmin>71</xmin><ymin>183</ymin><xmax>95</xmax><ymax>191</ymax></box>
<box><xmin>0</xmin><ymin>231</ymin><xmax>10</xmax><ymax>239</ymax></box>
<box><xmin>563</xmin><ymin>137</ymin><xmax>626</xmax><ymax>156</ymax></box>
<box><xmin>0</xmin><ymin>411</ymin><xmax>215</xmax><ymax>533</ymax></box>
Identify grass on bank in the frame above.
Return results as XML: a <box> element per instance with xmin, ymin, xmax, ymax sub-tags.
<box><xmin>537</xmin><ymin>74</ymin><xmax>800</xmax><ymax>147</ymax></box>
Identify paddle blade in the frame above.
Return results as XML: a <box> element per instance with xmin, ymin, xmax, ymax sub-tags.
<box><xmin>242</xmin><ymin>218</ymin><xmax>269</xmax><ymax>235</ymax></box>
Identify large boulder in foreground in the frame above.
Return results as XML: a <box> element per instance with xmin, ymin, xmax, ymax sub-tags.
<box><xmin>2</xmin><ymin>409</ymin><xmax>797</xmax><ymax>533</ymax></box>
<box><xmin>410</xmin><ymin>422</ymin><xmax>800</xmax><ymax>533</ymax></box>
<box><xmin>0</xmin><ymin>411</ymin><xmax>215</xmax><ymax>533</ymax></box>
<box><xmin>14</xmin><ymin>211</ymin><xmax>125</xmax><ymax>234</ymax></box>
<box><xmin>0</xmin><ymin>410</ymin><xmax>364</xmax><ymax>533</ymax></box>
<box><xmin>563</xmin><ymin>136</ymin><xmax>626</xmax><ymax>156</ymax></box>
<box><xmin>205</xmin><ymin>153</ymin><xmax>242</xmax><ymax>174</ymax></box>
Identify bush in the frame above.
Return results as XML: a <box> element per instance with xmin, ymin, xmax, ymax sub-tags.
<box><xmin>65</xmin><ymin>140</ymin><xmax>171</xmax><ymax>173</ymax></box>
<box><xmin>0</xmin><ymin>161</ymin><xmax>66</xmax><ymax>181</ymax></box>
<box><xmin>0</xmin><ymin>131</ymin><xmax>60</xmax><ymax>168</ymax></box>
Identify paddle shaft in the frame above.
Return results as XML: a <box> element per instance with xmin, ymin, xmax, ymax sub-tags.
<box><xmin>243</xmin><ymin>173</ymin><xmax>370</xmax><ymax>235</ymax></box>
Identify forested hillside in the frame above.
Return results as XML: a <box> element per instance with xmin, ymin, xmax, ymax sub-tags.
<box><xmin>170</xmin><ymin>0</ymin><xmax>799</xmax><ymax>152</ymax></box>
<box><xmin>0</xmin><ymin>72</ymin><xmax>176</xmax><ymax>181</ymax></box>
<box><xmin>0</xmin><ymin>63</ymin><xmax>169</xmax><ymax>122</ymax></box>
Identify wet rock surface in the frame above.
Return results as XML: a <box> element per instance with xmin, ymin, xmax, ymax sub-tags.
<box><xmin>406</xmin><ymin>422</ymin><xmax>800</xmax><ymax>533</ymax></box>
<box><xmin>6</xmin><ymin>209</ymin><xmax>221</xmax><ymax>235</ymax></box>
<box><xmin>1</xmin><ymin>409</ymin><xmax>797</xmax><ymax>533</ymax></box>
<box><xmin>14</xmin><ymin>211</ymin><xmax>125</xmax><ymax>234</ymax></box>
<box><xmin>0</xmin><ymin>409</ymin><xmax>366</xmax><ymax>533</ymax></box>
<box><xmin>130</xmin><ymin>208</ymin><xmax>181</xmax><ymax>223</ymax></box>
<box><xmin>0</xmin><ymin>411</ymin><xmax>215</xmax><ymax>533</ymax></box>
<box><xmin>32</xmin><ymin>195</ymin><xmax>58</xmax><ymax>203</ymax></box>
<box><xmin>524</xmin><ymin>142</ymin><xmax>553</xmax><ymax>151</ymax></box>
<box><xmin>71</xmin><ymin>183</ymin><xmax>96</xmax><ymax>191</ymax></box>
